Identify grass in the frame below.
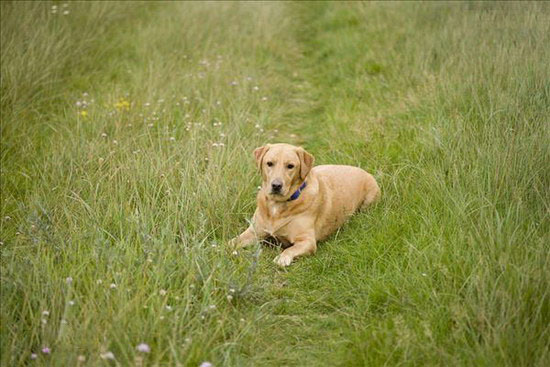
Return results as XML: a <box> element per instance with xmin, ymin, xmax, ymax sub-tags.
<box><xmin>1</xmin><ymin>2</ymin><xmax>549</xmax><ymax>366</ymax></box>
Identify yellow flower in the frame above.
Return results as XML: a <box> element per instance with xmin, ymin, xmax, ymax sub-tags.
<box><xmin>115</xmin><ymin>98</ymin><xmax>130</xmax><ymax>111</ymax></box>
<box><xmin>80</xmin><ymin>110</ymin><xmax>88</xmax><ymax>117</ymax></box>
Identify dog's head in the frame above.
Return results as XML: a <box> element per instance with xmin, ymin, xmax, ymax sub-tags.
<box><xmin>253</xmin><ymin>143</ymin><xmax>314</xmax><ymax>201</ymax></box>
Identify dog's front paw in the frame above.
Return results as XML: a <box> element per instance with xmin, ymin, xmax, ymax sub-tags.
<box><xmin>274</xmin><ymin>253</ymin><xmax>293</xmax><ymax>267</ymax></box>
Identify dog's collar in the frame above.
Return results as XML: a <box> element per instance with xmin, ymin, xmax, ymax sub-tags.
<box><xmin>288</xmin><ymin>181</ymin><xmax>307</xmax><ymax>201</ymax></box>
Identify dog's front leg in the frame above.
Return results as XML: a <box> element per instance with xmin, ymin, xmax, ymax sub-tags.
<box><xmin>274</xmin><ymin>234</ymin><xmax>317</xmax><ymax>267</ymax></box>
<box><xmin>229</xmin><ymin>225</ymin><xmax>259</xmax><ymax>249</ymax></box>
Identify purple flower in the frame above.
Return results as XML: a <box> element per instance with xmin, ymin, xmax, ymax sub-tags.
<box><xmin>199</xmin><ymin>362</ymin><xmax>213</xmax><ymax>367</ymax></box>
<box><xmin>136</xmin><ymin>343</ymin><xmax>151</xmax><ymax>353</ymax></box>
<box><xmin>41</xmin><ymin>347</ymin><xmax>51</xmax><ymax>354</ymax></box>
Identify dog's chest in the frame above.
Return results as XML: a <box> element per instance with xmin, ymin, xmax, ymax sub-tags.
<box><xmin>258</xmin><ymin>212</ymin><xmax>294</xmax><ymax>243</ymax></box>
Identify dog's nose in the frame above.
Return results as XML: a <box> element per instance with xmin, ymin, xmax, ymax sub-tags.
<box><xmin>271</xmin><ymin>180</ymin><xmax>283</xmax><ymax>193</ymax></box>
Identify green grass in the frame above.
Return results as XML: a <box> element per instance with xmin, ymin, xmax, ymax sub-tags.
<box><xmin>1</xmin><ymin>2</ymin><xmax>549</xmax><ymax>366</ymax></box>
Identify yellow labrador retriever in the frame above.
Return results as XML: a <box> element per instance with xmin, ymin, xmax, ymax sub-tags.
<box><xmin>230</xmin><ymin>143</ymin><xmax>380</xmax><ymax>266</ymax></box>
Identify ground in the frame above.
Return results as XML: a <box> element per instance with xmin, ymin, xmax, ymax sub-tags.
<box><xmin>1</xmin><ymin>2</ymin><xmax>549</xmax><ymax>366</ymax></box>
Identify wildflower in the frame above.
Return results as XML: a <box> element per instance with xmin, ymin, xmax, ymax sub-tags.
<box><xmin>240</xmin><ymin>318</ymin><xmax>245</xmax><ymax>322</ymax></box>
<box><xmin>226</xmin><ymin>295</ymin><xmax>233</xmax><ymax>302</ymax></box>
<box><xmin>159</xmin><ymin>289</ymin><xmax>167</xmax><ymax>296</ymax></box>
<box><xmin>144</xmin><ymin>102</ymin><xmax>150</xmax><ymax>107</ymax></box>
<box><xmin>112</xmin><ymin>140</ymin><xmax>118</xmax><ymax>145</ymax></box>
<box><xmin>30</xmin><ymin>353</ymin><xmax>38</xmax><ymax>360</ymax></box>
<box><xmin>66</xmin><ymin>276</ymin><xmax>73</xmax><ymax>284</ymax></box>
<box><xmin>229</xmin><ymin>288</ymin><xmax>235</xmax><ymax>294</ymax></box>
<box><xmin>115</xmin><ymin>98</ymin><xmax>130</xmax><ymax>111</ymax></box>
<box><xmin>97</xmin><ymin>279</ymin><xmax>103</xmax><ymax>285</ymax></box>
<box><xmin>160</xmin><ymin>316</ymin><xmax>165</xmax><ymax>320</ymax></box>
<box><xmin>169</xmin><ymin>136</ymin><xmax>176</xmax><ymax>141</ymax></box>
<box><xmin>77</xmin><ymin>355</ymin><xmax>86</xmax><ymax>362</ymax></box>
<box><xmin>42</xmin><ymin>347</ymin><xmax>51</xmax><ymax>354</ymax></box>
<box><xmin>422</xmin><ymin>273</ymin><xmax>427</xmax><ymax>277</ymax></box>
<box><xmin>42</xmin><ymin>310</ymin><xmax>50</xmax><ymax>317</ymax></box>
<box><xmin>98</xmin><ymin>158</ymin><xmax>104</xmax><ymax>164</ymax></box>
<box><xmin>261</xmin><ymin>96</ymin><xmax>268</xmax><ymax>101</ymax></box>
<box><xmin>136</xmin><ymin>343</ymin><xmax>151</xmax><ymax>353</ymax></box>
<box><xmin>61</xmin><ymin>319</ymin><xmax>68</xmax><ymax>324</ymax></box>
<box><xmin>100</xmin><ymin>352</ymin><xmax>115</xmax><ymax>360</ymax></box>
<box><xmin>76</xmin><ymin>101</ymin><xmax>82</xmax><ymax>107</ymax></box>
<box><xmin>63</xmin><ymin>10</ymin><xmax>69</xmax><ymax>15</ymax></box>
<box><xmin>232</xmin><ymin>251</ymin><xmax>238</xmax><ymax>256</ymax></box>
<box><xmin>200</xmin><ymin>362</ymin><xmax>213</xmax><ymax>367</ymax></box>
<box><xmin>230</xmin><ymin>81</ymin><xmax>238</xmax><ymax>86</ymax></box>
<box><xmin>83</xmin><ymin>92</ymin><xmax>89</xmax><ymax>97</ymax></box>
<box><xmin>101</xmin><ymin>133</ymin><xmax>107</xmax><ymax>138</ymax></box>
<box><xmin>165</xmin><ymin>305</ymin><xmax>173</xmax><ymax>311</ymax></box>
<box><xmin>110</xmin><ymin>283</ymin><xmax>117</xmax><ymax>289</ymax></box>
<box><xmin>209</xmin><ymin>304</ymin><xmax>216</xmax><ymax>310</ymax></box>
<box><xmin>253</xmin><ymin>86</ymin><xmax>259</xmax><ymax>91</ymax></box>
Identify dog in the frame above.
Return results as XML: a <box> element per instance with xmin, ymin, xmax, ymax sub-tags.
<box><xmin>230</xmin><ymin>143</ymin><xmax>380</xmax><ymax>266</ymax></box>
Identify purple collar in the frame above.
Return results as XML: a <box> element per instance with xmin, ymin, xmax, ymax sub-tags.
<box><xmin>288</xmin><ymin>181</ymin><xmax>307</xmax><ymax>201</ymax></box>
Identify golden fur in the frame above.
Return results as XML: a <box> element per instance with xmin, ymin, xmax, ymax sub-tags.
<box><xmin>230</xmin><ymin>143</ymin><xmax>380</xmax><ymax>266</ymax></box>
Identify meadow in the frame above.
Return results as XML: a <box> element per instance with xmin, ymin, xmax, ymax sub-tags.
<box><xmin>1</xmin><ymin>2</ymin><xmax>549</xmax><ymax>366</ymax></box>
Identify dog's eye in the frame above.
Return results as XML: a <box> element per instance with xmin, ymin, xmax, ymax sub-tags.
<box><xmin>287</xmin><ymin>164</ymin><xmax>295</xmax><ymax>169</ymax></box>
<box><xmin>266</xmin><ymin>162</ymin><xmax>273</xmax><ymax>167</ymax></box>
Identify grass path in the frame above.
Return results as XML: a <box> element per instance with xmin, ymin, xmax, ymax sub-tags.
<box><xmin>2</xmin><ymin>2</ymin><xmax>549</xmax><ymax>366</ymax></box>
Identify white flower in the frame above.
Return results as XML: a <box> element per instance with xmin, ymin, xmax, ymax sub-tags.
<box><xmin>165</xmin><ymin>305</ymin><xmax>173</xmax><ymax>311</ymax></box>
<box><xmin>42</xmin><ymin>310</ymin><xmax>50</xmax><ymax>316</ymax></box>
<box><xmin>63</xmin><ymin>10</ymin><xmax>69</xmax><ymax>15</ymax></box>
<box><xmin>226</xmin><ymin>295</ymin><xmax>233</xmax><ymax>302</ymax></box>
<box><xmin>136</xmin><ymin>343</ymin><xmax>151</xmax><ymax>353</ymax></box>
<box><xmin>77</xmin><ymin>355</ymin><xmax>86</xmax><ymax>362</ymax></box>
<box><xmin>76</xmin><ymin>101</ymin><xmax>82</xmax><ymax>107</ymax></box>
<box><xmin>66</xmin><ymin>276</ymin><xmax>73</xmax><ymax>284</ymax></box>
<box><xmin>100</xmin><ymin>351</ymin><xmax>115</xmax><ymax>360</ymax></box>
<box><xmin>110</xmin><ymin>283</ymin><xmax>117</xmax><ymax>289</ymax></box>
<box><xmin>69</xmin><ymin>300</ymin><xmax>75</xmax><ymax>306</ymax></box>
<box><xmin>169</xmin><ymin>136</ymin><xmax>176</xmax><ymax>141</ymax></box>
<box><xmin>96</xmin><ymin>279</ymin><xmax>103</xmax><ymax>285</ymax></box>
<box><xmin>159</xmin><ymin>289</ymin><xmax>167</xmax><ymax>296</ymax></box>
<box><xmin>30</xmin><ymin>353</ymin><xmax>38</xmax><ymax>360</ymax></box>
<box><xmin>232</xmin><ymin>251</ymin><xmax>238</xmax><ymax>256</ymax></box>
<box><xmin>253</xmin><ymin>86</ymin><xmax>259</xmax><ymax>91</ymax></box>
<box><xmin>101</xmin><ymin>133</ymin><xmax>107</xmax><ymax>138</ymax></box>
<box><xmin>261</xmin><ymin>96</ymin><xmax>268</xmax><ymax>101</ymax></box>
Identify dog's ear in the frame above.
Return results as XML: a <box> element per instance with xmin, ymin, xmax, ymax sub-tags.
<box><xmin>253</xmin><ymin>145</ymin><xmax>270</xmax><ymax>170</ymax></box>
<box><xmin>296</xmin><ymin>147</ymin><xmax>315</xmax><ymax>180</ymax></box>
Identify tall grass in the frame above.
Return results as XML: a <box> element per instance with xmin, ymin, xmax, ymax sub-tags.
<box><xmin>1</xmin><ymin>2</ymin><xmax>549</xmax><ymax>366</ymax></box>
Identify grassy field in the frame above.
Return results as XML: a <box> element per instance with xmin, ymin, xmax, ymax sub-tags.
<box><xmin>1</xmin><ymin>2</ymin><xmax>549</xmax><ymax>366</ymax></box>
